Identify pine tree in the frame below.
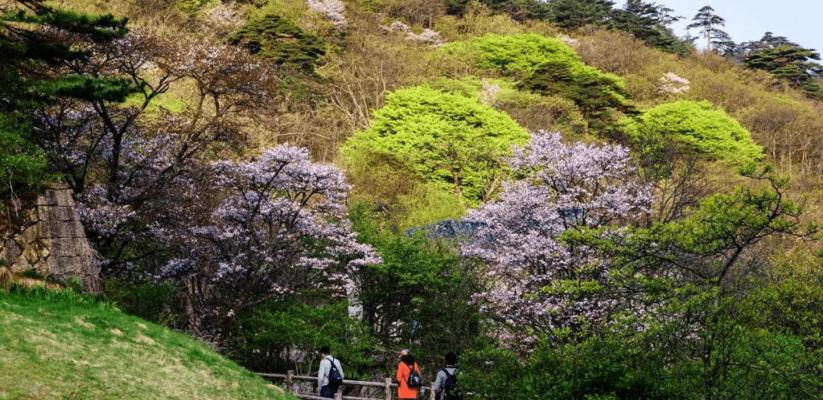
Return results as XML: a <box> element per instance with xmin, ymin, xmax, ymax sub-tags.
<box><xmin>686</xmin><ymin>5</ymin><xmax>729</xmax><ymax>52</ymax></box>
<box><xmin>546</xmin><ymin>0</ymin><xmax>615</xmax><ymax>29</ymax></box>
<box><xmin>736</xmin><ymin>32</ymin><xmax>796</xmax><ymax>59</ymax></box>
<box><xmin>744</xmin><ymin>44</ymin><xmax>823</xmax><ymax>98</ymax></box>
<box><xmin>0</xmin><ymin>0</ymin><xmax>135</xmax><ymax>202</ymax></box>
<box><xmin>611</xmin><ymin>0</ymin><xmax>689</xmax><ymax>54</ymax></box>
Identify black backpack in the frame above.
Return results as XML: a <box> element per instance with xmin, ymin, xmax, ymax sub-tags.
<box><xmin>407</xmin><ymin>363</ymin><xmax>423</xmax><ymax>388</ymax></box>
<box><xmin>440</xmin><ymin>368</ymin><xmax>460</xmax><ymax>400</ymax></box>
<box><xmin>327</xmin><ymin>357</ymin><xmax>344</xmax><ymax>389</ymax></box>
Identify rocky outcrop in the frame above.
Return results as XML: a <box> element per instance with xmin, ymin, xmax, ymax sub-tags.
<box><xmin>1</xmin><ymin>184</ymin><xmax>99</xmax><ymax>292</ymax></box>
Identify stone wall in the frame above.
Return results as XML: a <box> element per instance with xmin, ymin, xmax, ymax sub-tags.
<box><xmin>1</xmin><ymin>184</ymin><xmax>100</xmax><ymax>292</ymax></box>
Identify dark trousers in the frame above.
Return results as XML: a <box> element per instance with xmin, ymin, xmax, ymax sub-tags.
<box><xmin>320</xmin><ymin>385</ymin><xmax>336</xmax><ymax>398</ymax></box>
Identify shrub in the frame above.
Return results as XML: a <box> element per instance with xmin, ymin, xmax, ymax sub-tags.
<box><xmin>230</xmin><ymin>299</ymin><xmax>378</xmax><ymax>378</ymax></box>
<box><xmin>341</xmin><ymin>85</ymin><xmax>529</xmax><ymax>204</ymax></box>
<box><xmin>229</xmin><ymin>13</ymin><xmax>325</xmax><ymax>71</ymax></box>
<box><xmin>103</xmin><ymin>278</ymin><xmax>175</xmax><ymax>324</ymax></box>
<box><xmin>437</xmin><ymin>33</ymin><xmax>581</xmax><ymax>77</ymax></box>
<box><xmin>429</xmin><ymin>77</ymin><xmax>588</xmax><ymax>133</ymax></box>
<box><xmin>437</xmin><ymin>33</ymin><xmax>631</xmax><ymax>128</ymax></box>
<box><xmin>619</xmin><ymin>100</ymin><xmax>763</xmax><ymax>167</ymax></box>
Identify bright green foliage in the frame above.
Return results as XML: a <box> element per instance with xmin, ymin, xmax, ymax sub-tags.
<box><xmin>619</xmin><ymin>100</ymin><xmax>763</xmax><ymax>167</ymax></box>
<box><xmin>342</xmin><ymin>85</ymin><xmax>529</xmax><ymax>203</ymax></box>
<box><xmin>230</xmin><ymin>13</ymin><xmax>325</xmax><ymax>71</ymax></box>
<box><xmin>438</xmin><ymin>33</ymin><xmax>581</xmax><ymax>77</ymax></box>
<box><xmin>230</xmin><ymin>299</ymin><xmax>377</xmax><ymax>378</ymax></box>
<box><xmin>0</xmin><ymin>286</ymin><xmax>289</xmax><ymax>400</ymax></box>
<box><xmin>438</xmin><ymin>34</ymin><xmax>631</xmax><ymax>128</ymax></box>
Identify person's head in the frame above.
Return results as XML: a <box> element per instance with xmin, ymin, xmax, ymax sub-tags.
<box><xmin>320</xmin><ymin>346</ymin><xmax>331</xmax><ymax>358</ymax></box>
<box><xmin>445</xmin><ymin>352</ymin><xmax>457</xmax><ymax>366</ymax></box>
<box><xmin>400</xmin><ymin>349</ymin><xmax>414</xmax><ymax>365</ymax></box>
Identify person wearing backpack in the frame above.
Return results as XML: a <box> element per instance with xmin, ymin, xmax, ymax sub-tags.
<box><xmin>317</xmin><ymin>346</ymin><xmax>344</xmax><ymax>398</ymax></box>
<box><xmin>395</xmin><ymin>349</ymin><xmax>422</xmax><ymax>399</ymax></box>
<box><xmin>433</xmin><ymin>352</ymin><xmax>460</xmax><ymax>400</ymax></box>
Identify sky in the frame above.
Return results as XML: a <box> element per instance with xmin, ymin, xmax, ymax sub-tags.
<box><xmin>627</xmin><ymin>0</ymin><xmax>823</xmax><ymax>52</ymax></box>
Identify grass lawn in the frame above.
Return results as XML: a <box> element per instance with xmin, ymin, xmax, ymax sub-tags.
<box><xmin>0</xmin><ymin>286</ymin><xmax>290</xmax><ymax>400</ymax></box>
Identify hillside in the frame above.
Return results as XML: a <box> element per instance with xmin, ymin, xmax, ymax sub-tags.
<box><xmin>0</xmin><ymin>287</ymin><xmax>289</xmax><ymax>400</ymax></box>
<box><xmin>1</xmin><ymin>1</ymin><xmax>821</xmax><ymax>399</ymax></box>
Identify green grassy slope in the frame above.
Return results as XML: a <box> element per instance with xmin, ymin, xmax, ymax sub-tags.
<box><xmin>0</xmin><ymin>288</ymin><xmax>289</xmax><ymax>400</ymax></box>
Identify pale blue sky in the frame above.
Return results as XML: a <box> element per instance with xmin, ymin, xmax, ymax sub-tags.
<box><xmin>624</xmin><ymin>0</ymin><xmax>823</xmax><ymax>52</ymax></box>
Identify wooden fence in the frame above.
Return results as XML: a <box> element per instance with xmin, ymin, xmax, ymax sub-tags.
<box><xmin>258</xmin><ymin>371</ymin><xmax>438</xmax><ymax>400</ymax></box>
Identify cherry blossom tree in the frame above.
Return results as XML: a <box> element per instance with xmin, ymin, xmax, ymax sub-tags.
<box><xmin>161</xmin><ymin>145</ymin><xmax>380</xmax><ymax>341</ymax></box>
<box><xmin>32</xmin><ymin>32</ymin><xmax>277</xmax><ymax>272</ymax></box>
<box><xmin>462</xmin><ymin>131</ymin><xmax>652</xmax><ymax>340</ymax></box>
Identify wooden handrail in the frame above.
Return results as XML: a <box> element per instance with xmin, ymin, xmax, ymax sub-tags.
<box><xmin>258</xmin><ymin>371</ymin><xmax>437</xmax><ymax>400</ymax></box>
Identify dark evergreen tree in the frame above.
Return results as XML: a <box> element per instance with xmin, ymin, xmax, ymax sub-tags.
<box><xmin>736</xmin><ymin>32</ymin><xmax>797</xmax><ymax>59</ymax></box>
<box><xmin>476</xmin><ymin>0</ymin><xmax>552</xmax><ymax>21</ymax></box>
<box><xmin>0</xmin><ymin>0</ymin><xmax>135</xmax><ymax>204</ymax></box>
<box><xmin>610</xmin><ymin>0</ymin><xmax>690</xmax><ymax>54</ymax></box>
<box><xmin>712</xmin><ymin>30</ymin><xmax>736</xmax><ymax>57</ymax></box>
<box><xmin>545</xmin><ymin>0</ymin><xmax>615</xmax><ymax>29</ymax></box>
<box><xmin>686</xmin><ymin>5</ymin><xmax>729</xmax><ymax>52</ymax></box>
<box><xmin>744</xmin><ymin>44</ymin><xmax>823</xmax><ymax>98</ymax></box>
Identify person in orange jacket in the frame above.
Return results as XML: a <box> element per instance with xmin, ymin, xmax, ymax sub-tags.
<box><xmin>396</xmin><ymin>349</ymin><xmax>422</xmax><ymax>399</ymax></box>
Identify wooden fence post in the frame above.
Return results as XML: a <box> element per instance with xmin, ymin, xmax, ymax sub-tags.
<box><xmin>429</xmin><ymin>385</ymin><xmax>436</xmax><ymax>400</ymax></box>
<box><xmin>286</xmin><ymin>370</ymin><xmax>294</xmax><ymax>394</ymax></box>
<box><xmin>384</xmin><ymin>377</ymin><xmax>392</xmax><ymax>400</ymax></box>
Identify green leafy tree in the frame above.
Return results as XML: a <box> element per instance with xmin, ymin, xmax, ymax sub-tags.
<box><xmin>350</xmin><ymin>205</ymin><xmax>483</xmax><ymax>372</ymax></box>
<box><xmin>341</xmin><ymin>85</ymin><xmax>529</xmax><ymax>203</ymax></box>
<box><xmin>568</xmin><ymin>170</ymin><xmax>820</xmax><ymax>398</ymax></box>
<box><xmin>229</xmin><ymin>299</ymin><xmax>379</xmax><ymax>378</ymax></box>
<box><xmin>618</xmin><ymin>100</ymin><xmax>763</xmax><ymax>168</ymax></box>
<box><xmin>686</xmin><ymin>5</ymin><xmax>730</xmax><ymax>52</ymax></box>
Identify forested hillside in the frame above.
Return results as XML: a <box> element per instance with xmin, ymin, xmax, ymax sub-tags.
<box><xmin>1</xmin><ymin>0</ymin><xmax>821</xmax><ymax>398</ymax></box>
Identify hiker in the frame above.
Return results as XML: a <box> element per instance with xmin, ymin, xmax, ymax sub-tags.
<box><xmin>433</xmin><ymin>352</ymin><xmax>459</xmax><ymax>400</ymax></box>
<box><xmin>396</xmin><ymin>349</ymin><xmax>423</xmax><ymax>399</ymax></box>
<box><xmin>317</xmin><ymin>346</ymin><xmax>344</xmax><ymax>399</ymax></box>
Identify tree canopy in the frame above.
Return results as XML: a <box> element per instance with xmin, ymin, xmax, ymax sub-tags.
<box><xmin>619</xmin><ymin>100</ymin><xmax>763</xmax><ymax>167</ymax></box>
<box><xmin>342</xmin><ymin>85</ymin><xmax>529</xmax><ymax>203</ymax></box>
<box><xmin>686</xmin><ymin>5</ymin><xmax>729</xmax><ymax>52</ymax></box>
<box><xmin>438</xmin><ymin>34</ymin><xmax>632</xmax><ymax>128</ymax></box>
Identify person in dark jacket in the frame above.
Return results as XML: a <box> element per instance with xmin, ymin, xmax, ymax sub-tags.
<box><xmin>317</xmin><ymin>346</ymin><xmax>344</xmax><ymax>398</ymax></box>
<box><xmin>433</xmin><ymin>352</ymin><xmax>458</xmax><ymax>400</ymax></box>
